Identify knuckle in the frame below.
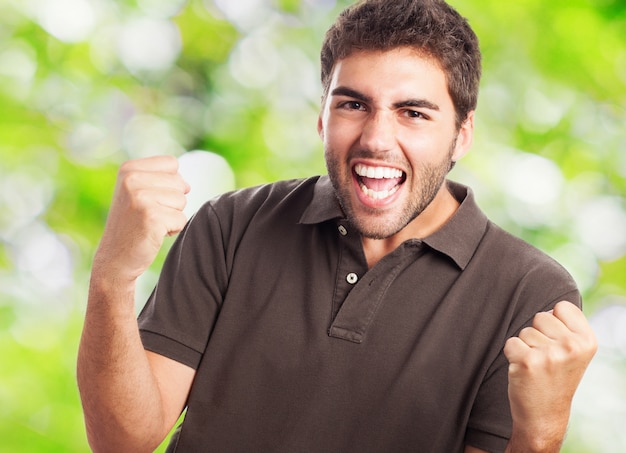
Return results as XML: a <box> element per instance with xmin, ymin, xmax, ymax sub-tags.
<box><xmin>118</xmin><ymin>160</ymin><xmax>142</xmax><ymax>179</ymax></box>
<box><xmin>132</xmin><ymin>188</ymin><xmax>152</xmax><ymax>207</ymax></box>
<box><xmin>118</xmin><ymin>171</ymin><xmax>141</xmax><ymax>195</ymax></box>
<box><xmin>523</xmin><ymin>351</ymin><xmax>546</xmax><ymax>369</ymax></box>
<box><xmin>532</xmin><ymin>310</ymin><xmax>552</xmax><ymax>326</ymax></box>
<box><xmin>124</xmin><ymin>169</ymin><xmax>143</xmax><ymax>186</ymax></box>
<box><xmin>510</xmin><ymin>351</ymin><xmax>542</xmax><ymax>374</ymax></box>
<box><xmin>517</xmin><ymin>326</ymin><xmax>535</xmax><ymax>341</ymax></box>
<box><xmin>118</xmin><ymin>160</ymin><xmax>133</xmax><ymax>174</ymax></box>
<box><xmin>562</xmin><ymin>333</ymin><xmax>597</xmax><ymax>360</ymax></box>
<box><xmin>559</xmin><ymin>335</ymin><xmax>579</xmax><ymax>354</ymax></box>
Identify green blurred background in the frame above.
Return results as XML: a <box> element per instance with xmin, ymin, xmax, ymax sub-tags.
<box><xmin>0</xmin><ymin>0</ymin><xmax>625</xmax><ymax>451</ymax></box>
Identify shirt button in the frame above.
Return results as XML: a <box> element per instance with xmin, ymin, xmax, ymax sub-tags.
<box><xmin>338</xmin><ymin>225</ymin><xmax>348</xmax><ymax>236</ymax></box>
<box><xmin>346</xmin><ymin>273</ymin><xmax>358</xmax><ymax>284</ymax></box>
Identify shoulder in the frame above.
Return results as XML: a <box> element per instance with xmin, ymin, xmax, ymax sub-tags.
<box><xmin>482</xmin><ymin>222</ymin><xmax>570</xmax><ymax>278</ymax></box>
<box><xmin>208</xmin><ymin>176</ymin><xmax>320</xmax><ymax>215</ymax></box>
<box><xmin>184</xmin><ymin>176</ymin><xmax>322</xmax><ymax>244</ymax></box>
<box><xmin>186</xmin><ymin>176</ymin><xmax>320</xmax><ymax>227</ymax></box>
<box><xmin>479</xmin><ymin>221</ymin><xmax>580</xmax><ymax>309</ymax></box>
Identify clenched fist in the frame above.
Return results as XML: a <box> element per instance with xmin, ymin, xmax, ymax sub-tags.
<box><xmin>94</xmin><ymin>155</ymin><xmax>191</xmax><ymax>284</ymax></box>
<box><xmin>503</xmin><ymin>301</ymin><xmax>597</xmax><ymax>451</ymax></box>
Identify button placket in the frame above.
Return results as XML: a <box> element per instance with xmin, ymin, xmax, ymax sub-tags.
<box><xmin>331</xmin><ymin>220</ymin><xmax>367</xmax><ymax>320</ymax></box>
<box><xmin>329</xmin><ymin>240</ymin><xmax>425</xmax><ymax>343</ymax></box>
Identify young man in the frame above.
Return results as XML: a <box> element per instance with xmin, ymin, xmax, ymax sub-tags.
<box><xmin>77</xmin><ymin>0</ymin><xmax>597</xmax><ymax>452</ymax></box>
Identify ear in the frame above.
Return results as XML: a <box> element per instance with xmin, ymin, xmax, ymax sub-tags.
<box><xmin>317</xmin><ymin>113</ymin><xmax>324</xmax><ymax>140</ymax></box>
<box><xmin>451</xmin><ymin>111</ymin><xmax>474</xmax><ymax>162</ymax></box>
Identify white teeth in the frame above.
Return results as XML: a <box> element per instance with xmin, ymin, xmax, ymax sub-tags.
<box><xmin>358</xmin><ymin>182</ymin><xmax>400</xmax><ymax>200</ymax></box>
<box><xmin>354</xmin><ymin>163</ymin><xmax>403</xmax><ymax>179</ymax></box>
<box><xmin>354</xmin><ymin>164</ymin><xmax>404</xmax><ymax>200</ymax></box>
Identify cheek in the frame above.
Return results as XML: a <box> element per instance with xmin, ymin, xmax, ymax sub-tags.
<box><xmin>325</xmin><ymin>114</ymin><xmax>362</xmax><ymax>143</ymax></box>
<box><xmin>401</xmin><ymin>131</ymin><xmax>454</xmax><ymax>158</ymax></box>
<box><xmin>399</xmin><ymin>138</ymin><xmax>435</xmax><ymax>162</ymax></box>
<box><xmin>323</xmin><ymin>127</ymin><xmax>350</xmax><ymax>151</ymax></box>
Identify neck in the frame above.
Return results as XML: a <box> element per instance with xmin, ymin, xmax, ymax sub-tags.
<box><xmin>361</xmin><ymin>183</ymin><xmax>459</xmax><ymax>268</ymax></box>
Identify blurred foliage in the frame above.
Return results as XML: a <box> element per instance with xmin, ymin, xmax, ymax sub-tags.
<box><xmin>0</xmin><ymin>0</ymin><xmax>625</xmax><ymax>451</ymax></box>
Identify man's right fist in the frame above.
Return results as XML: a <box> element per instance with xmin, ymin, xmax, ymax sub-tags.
<box><xmin>94</xmin><ymin>155</ymin><xmax>190</xmax><ymax>283</ymax></box>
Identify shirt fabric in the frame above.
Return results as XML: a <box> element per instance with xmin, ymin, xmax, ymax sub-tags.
<box><xmin>138</xmin><ymin>176</ymin><xmax>581</xmax><ymax>453</ymax></box>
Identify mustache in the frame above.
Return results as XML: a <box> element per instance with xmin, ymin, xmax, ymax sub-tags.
<box><xmin>347</xmin><ymin>148</ymin><xmax>408</xmax><ymax>167</ymax></box>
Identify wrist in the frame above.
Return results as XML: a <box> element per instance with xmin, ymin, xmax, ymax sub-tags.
<box><xmin>505</xmin><ymin>420</ymin><xmax>568</xmax><ymax>453</ymax></box>
<box><xmin>87</xmin><ymin>263</ymin><xmax>139</xmax><ymax>316</ymax></box>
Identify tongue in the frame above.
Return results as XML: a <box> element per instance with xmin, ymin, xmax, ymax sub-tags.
<box><xmin>361</xmin><ymin>176</ymin><xmax>402</xmax><ymax>192</ymax></box>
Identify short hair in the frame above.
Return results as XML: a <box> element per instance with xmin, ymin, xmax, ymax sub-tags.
<box><xmin>320</xmin><ymin>0</ymin><xmax>481</xmax><ymax>128</ymax></box>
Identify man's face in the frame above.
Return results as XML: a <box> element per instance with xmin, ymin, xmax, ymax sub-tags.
<box><xmin>318</xmin><ymin>47</ymin><xmax>473</xmax><ymax>240</ymax></box>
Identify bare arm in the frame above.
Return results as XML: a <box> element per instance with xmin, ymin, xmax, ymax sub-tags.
<box><xmin>77</xmin><ymin>156</ymin><xmax>196</xmax><ymax>452</ymax></box>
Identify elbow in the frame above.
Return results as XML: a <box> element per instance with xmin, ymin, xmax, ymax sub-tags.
<box><xmin>83</xmin><ymin>414</ymin><xmax>164</xmax><ymax>453</ymax></box>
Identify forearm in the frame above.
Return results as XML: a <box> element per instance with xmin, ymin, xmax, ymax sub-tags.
<box><xmin>77</xmin><ymin>272</ymin><xmax>168</xmax><ymax>453</ymax></box>
<box><xmin>504</xmin><ymin>386</ymin><xmax>571</xmax><ymax>453</ymax></box>
<box><xmin>504</xmin><ymin>422</ymin><xmax>567</xmax><ymax>453</ymax></box>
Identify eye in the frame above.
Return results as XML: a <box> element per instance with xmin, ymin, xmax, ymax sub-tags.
<box><xmin>339</xmin><ymin>101</ymin><xmax>367</xmax><ymax>111</ymax></box>
<box><xmin>405</xmin><ymin>110</ymin><xmax>427</xmax><ymax>119</ymax></box>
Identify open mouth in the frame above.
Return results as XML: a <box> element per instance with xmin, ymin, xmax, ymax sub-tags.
<box><xmin>353</xmin><ymin>163</ymin><xmax>406</xmax><ymax>200</ymax></box>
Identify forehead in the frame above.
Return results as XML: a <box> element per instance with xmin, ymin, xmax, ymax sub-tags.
<box><xmin>328</xmin><ymin>47</ymin><xmax>451</xmax><ymax>106</ymax></box>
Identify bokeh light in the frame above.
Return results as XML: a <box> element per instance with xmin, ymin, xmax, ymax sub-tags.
<box><xmin>31</xmin><ymin>0</ymin><xmax>97</xmax><ymax>43</ymax></box>
<box><xmin>117</xmin><ymin>18</ymin><xmax>182</xmax><ymax>73</ymax></box>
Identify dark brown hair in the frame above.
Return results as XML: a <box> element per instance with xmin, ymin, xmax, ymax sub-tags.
<box><xmin>320</xmin><ymin>0</ymin><xmax>481</xmax><ymax>128</ymax></box>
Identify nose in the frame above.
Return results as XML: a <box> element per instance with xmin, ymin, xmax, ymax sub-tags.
<box><xmin>360</xmin><ymin>111</ymin><xmax>396</xmax><ymax>153</ymax></box>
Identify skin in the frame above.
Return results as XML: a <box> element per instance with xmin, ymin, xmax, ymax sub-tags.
<box><xmin>77</xmin><ymin>48</ymin><xmax>597</xmax><ymax>452</ymax></box>
<box><xmin>77</xmin><ymin>156</ymin><xmax>197</xmax><ymax>452</ymax></box>
<box><xmin>318</xmin><ymin>48</ymin><xmax>473</xmax><ymax>267</ymax></box>
<box><xmin>501</xmin><ymin>301</ymin><xmax>596</xmax><ymax>453</ymax></box>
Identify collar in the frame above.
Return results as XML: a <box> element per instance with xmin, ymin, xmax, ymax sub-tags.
<box><xmin>422</xmin><ymin>181</ymin><xmax>489</xmax><ymax>270</ymax></box>
<box><xmin>299</xmin><ymin>175</ymin><xmax>345</xmax><ymax>224</ymax></box>
<box><xmin>299</xmin><ymin>176</ymin><xmax>488</xmax><ymax>270</ymax></box>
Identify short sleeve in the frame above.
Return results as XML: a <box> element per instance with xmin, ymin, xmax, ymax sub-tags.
<box><xmin>138</xmin><ymin>201</ymin><xmax>230</xmax><ymax>369</ymax></box>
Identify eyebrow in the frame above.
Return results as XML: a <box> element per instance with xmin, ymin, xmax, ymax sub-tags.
<box><xmin>395</xmin><ymin>99</ymin><xmax>440</xmax><ymax>111</ymax></box>
<box><xmin>331</xmin><ymin>86</ymin><xmax>372</xmax><ymax>103</ymax></box>
<box><xmin>330</xmin><ymin>86</ymin><xmax>440</xmax><ymax>112</ymax></box>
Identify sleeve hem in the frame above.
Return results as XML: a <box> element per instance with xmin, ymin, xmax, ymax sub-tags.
<box><xmin>465</xmin><ymin>427</ymin><xmax>509</xmax><ymax>453</ymax></box>
<box><xmin>140</xmin><ymin>329</ymin><xmax>202</xmax><ymax>370</ymax></box>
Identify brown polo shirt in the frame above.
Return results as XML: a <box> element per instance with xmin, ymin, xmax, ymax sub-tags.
<box><xmin>139</xmin><ymin>176</ymin><xmax>580</xmax><ymax>452</ymax></box>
